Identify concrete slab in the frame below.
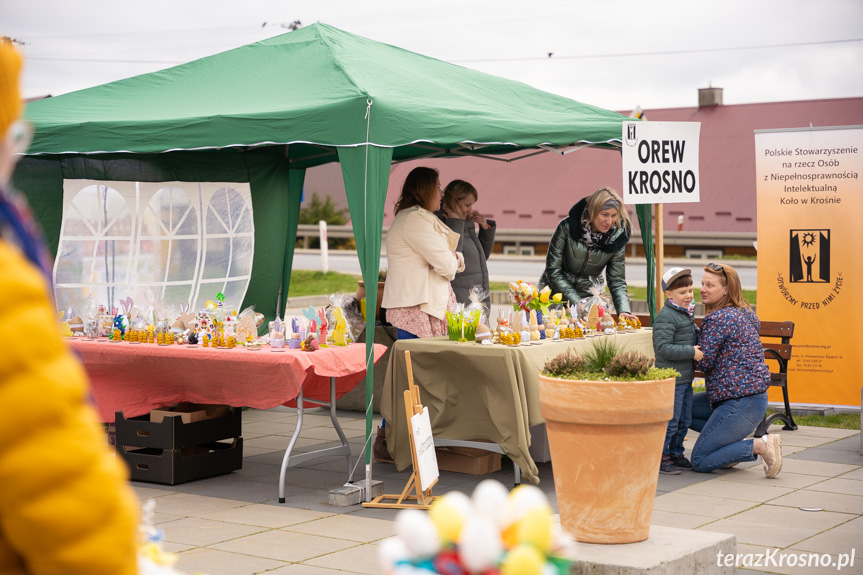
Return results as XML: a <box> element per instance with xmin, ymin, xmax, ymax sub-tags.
<box><xmin>145</xmin><ymin>492</ymin><xmax>247</xmax><ymax>516</ymax></box>
<box><xmin>768</xmin><ymin>490</ymin><xmax>863</xmax><ymax>515</ymax></box>
<box><xmin>304</xmin><ymin>542</ymin><xmax>382</xmax><ymax>574</ymax></box>
<box><xmin>675</xmin><ymin>478</ymin><xmax>795</xmax><ymax>502</ymax></box>
<box><xmin>778</xmin><ymin>458</ymin><xmax>860</xmax><ymax>476</ymax></box>
<box><xmin>160</xmin><ymin>516</ymin><xmax>266</xmax><ymax>547</ymax></box>
<box><xmin>564</xmin><ymin>524</ymin><xmax>735</xmax><ymax>574</ymax></box>
<box><xmin>200</xmin><ymin>503</ymin><xmax>334</xmax><ymax>528</ymax></box>
<box><xmin>841</xmin><ymin>467</ymin><xmax>863</xmax><ymax>481</ymax></box>
<box><xmin>807</xmin><ymin>477</ymin><xmax>863</xmax><ymax>496</ymax></box>
<box><xmin>288</xmin><ymin>514</ymin><xmax>393</xmax><ymax>542</ymax></box>
<box><xmin>649</xmin><ymin>509</ymin><xmax>718</xmax><ymax>530</ymax></box>
<box><xmin>715</xmin><ymin>467</ymin><xmax>827</xmax><ymax>489</ymax></box>
<box><xmin>210</xmin><ymin>529</ymin><xmax>359</xmax><ymax>562</ymax></box>
<box><xmin>652</xmin><ymin>491</ymin><xmax>759</xmax><ymax>518</ymax></box>
<box><xmin>791</xmin><ymin>528</ymin><xmax>863</xmax><ymax>557</ymax></box>
<box><xmin>788</xmin><ymin>445</ymin><xmax>863</xmax><ymax>465</ymax></box>
<box><xmin>174</xmin><ymin>547</ymin><xmax>287</xmax><ymax>575</ymax></box>
<box><xmin>702</xmin><ymin>504</ymin><xmax>856</xmax><ymax>548</ymax></box>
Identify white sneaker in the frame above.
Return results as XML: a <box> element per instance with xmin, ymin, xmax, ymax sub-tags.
<box><xmin>761</xmin><ymin>434</ymin><xmax>782</xmax><ymax>478</ymax></box>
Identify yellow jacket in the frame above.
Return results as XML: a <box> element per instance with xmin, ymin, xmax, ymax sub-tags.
<box><xmin>382</xmin><ymin>206</ymin><xmax>464</xmax><ymax>320</ymax></box>
<box><xmin>0</xmin><ymin>241</ymin><xmax>139</xmax><ymax>575</ymax></box>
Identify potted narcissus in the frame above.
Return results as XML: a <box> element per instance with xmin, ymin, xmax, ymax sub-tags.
<box><xmin>538</xmin><ymin>339</ymin><xmax>678</xmax><ymax>544</ymax></box>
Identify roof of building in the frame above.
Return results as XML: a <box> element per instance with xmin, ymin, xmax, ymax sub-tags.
<box><xmin>302</xmin><ymin>95</ymin><xmax>863</xmax><ymax>233</ymax></box>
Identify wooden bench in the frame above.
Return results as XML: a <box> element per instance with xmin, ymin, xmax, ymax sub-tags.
<box><xmin>635</xmin><ymin>314</ymin><xmax>797</xmax><ymax>437</ymax></box>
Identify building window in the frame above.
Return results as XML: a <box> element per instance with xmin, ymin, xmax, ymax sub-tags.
<box><xmin>53</xmin><ymin>180</ymin><xmax>254</xmax><ymax>315</ymax></box>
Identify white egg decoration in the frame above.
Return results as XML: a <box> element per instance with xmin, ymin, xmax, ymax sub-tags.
<box><xmin>378</xmin><ymin>536</ymin><xmax>409</xmax><ymax>571</ymax></box>
<box><xmin>471</xmin><ymin>479</ymin><xmax>510</xmax><ymax>526</ymax></box>
<box><xmin>394</xmin><ymin>509</ymin><xmax>441</xmax><ymax>559</ymax></box>
<box><xmin>458</xmin><ymin>515</ymin><xmax>503</xmax><ymax>572</ymax></box>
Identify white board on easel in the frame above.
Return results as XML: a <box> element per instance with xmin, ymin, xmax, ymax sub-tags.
<box><xmin>411</xmin><ymin>406</ymin><xmax>438</xmax><ymax>492</ymax></box>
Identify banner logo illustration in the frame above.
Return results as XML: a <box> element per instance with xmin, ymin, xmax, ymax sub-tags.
<box><xmin>790</xmin><ymin>229</ymin><xmax>830</xmax><ymax>283</ymax></box>
<box><xmin>625</xmin><ymin>123</ymin><xmax>637</xmax><ymax>147</ymax></box>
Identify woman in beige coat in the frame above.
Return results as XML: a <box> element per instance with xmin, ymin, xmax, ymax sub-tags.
<box><xmin>382</xmin><ymin>167</ymin><xmax>464</xmax><ymax>339</ymax></box>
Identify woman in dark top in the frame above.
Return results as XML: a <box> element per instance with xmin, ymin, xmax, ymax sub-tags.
<box><xmin>436</xmin><ymin>180</ymin><xmax>495</xmax><ymax>310</ymax></box>
<box><xmin>690</xmin><ymin>263</ymin><xmax>782</xmax><ymax>477</ymax></box>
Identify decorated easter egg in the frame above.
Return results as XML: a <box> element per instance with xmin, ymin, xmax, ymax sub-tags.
<box><xmin>458</xmin><ymin>515</ymin><xmax>502</xmax><ymax>573</ymax></box>
<box><xmin>500</xmin><ymin>543</ymin><xmax>544</xmax><ymax>575</ymax></box>
<box><xmin>378</xmin><ymin>536</ymin><xmax>410</xmax><ymax>572</ymax></box>
<box><xmin>428</xmin><ymin>491</ymin><xmax>472</xmax><ymax>545</ymax></box>
<box><xmin>113</xmin><ymin>314</ymin><xmax>129</xmax><ymax>335</ymax></box>
<box><xmin>516</xmin><ymin>505</ymin><xmax>553</xmax><ymax>553</ymax></box>
<box><xmin>471</xmin><ymin>479</ymin><xmax>510</xmax><ymax>526</ymax></box>
<box><xmin>395</xmin><ymin>509</ymin><xmax>441</xmax><ymax>560</ymax></box>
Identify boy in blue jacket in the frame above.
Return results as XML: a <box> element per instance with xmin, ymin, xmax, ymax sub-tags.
<box><xmin>653</xmin><ymin>268</ymin><xmax>703</xmax><ymax>474</ymax></box>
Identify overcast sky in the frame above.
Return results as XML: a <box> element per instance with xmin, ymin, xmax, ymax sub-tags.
<box><xmin>3</xmin><ymin>0</ymin><xmax>862</xmax><ymax>112</ymax></box>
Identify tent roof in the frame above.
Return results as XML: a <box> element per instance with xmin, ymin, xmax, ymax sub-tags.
<box><xmin>24</xmin><ymin>23</ymin><xmax>630</xmax><ymax>167</ymax></box>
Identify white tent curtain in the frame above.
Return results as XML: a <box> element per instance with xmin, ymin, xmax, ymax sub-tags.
<box><xmin>53</xmin><ymin>179</ymin><xmax>254</xmax><ymax>315</ymax></box>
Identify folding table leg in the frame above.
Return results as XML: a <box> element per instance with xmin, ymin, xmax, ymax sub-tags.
<box><xmin>278</xmin><ymin>377</ymin><xmax>353</xmax><ymax>503</ymax></box>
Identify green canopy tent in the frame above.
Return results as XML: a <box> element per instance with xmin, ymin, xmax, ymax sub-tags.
<box><xmin>17</xmin><ymin>23</ymin><xmax>654</xmax><ymax>494</ymax></box>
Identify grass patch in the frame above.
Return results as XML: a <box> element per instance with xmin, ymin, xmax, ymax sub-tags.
<box><xmin>693</xmin><ymin>384</ymin><xmax>859</xmax><ymax>430</ymax></box>
<box><xmin>766</xmin><ymin>410</ymin><xmax>860</xmax><ymax>430</ymax></box>
<box><xmin>288</xmin><ymin>270</ymin><xmax>360</xmax><ymax>297</ymax></box>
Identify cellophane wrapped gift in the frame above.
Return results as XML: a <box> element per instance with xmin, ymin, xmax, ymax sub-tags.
<box><xmin>466</xmin><ymin>285</ymin><xmax>489</xmax><ymax>326</ymax></box>
<box><xmin>577</xmin><ymin>276</ymin><xmax>616</xmax><ymax>331</ymax></box>
<box><xmin>327</xmin><ymin>292</ymin><xmax>363</xmax><ymax>342</ymax></box>
<box><xmin>446</xmin><ymin>303</ymin><xmax>481</xmax><ymax>341</ymax></box>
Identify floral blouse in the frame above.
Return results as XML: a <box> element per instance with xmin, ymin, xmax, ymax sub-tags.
<box><xmin>695</xmin><ymin>306</ymin><xmax>770</xmax><ymax>405</ymax></box>
<box><xmin>387</xmin><ymin>285</ymin><xmax>457</xmax><ymax>338</ymax></box>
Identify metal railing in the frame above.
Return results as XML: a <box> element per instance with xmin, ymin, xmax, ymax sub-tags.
<box><xmin>295</xmin><ymin>224</ymin><xmax>756</xmax><ymax>251</ymax></box>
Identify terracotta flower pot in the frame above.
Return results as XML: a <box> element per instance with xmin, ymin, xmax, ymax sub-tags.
<box><xmin>538</xmin><ymin>374</ymin><xmax>675</xmax><ymax>544</ymax></box>
<box><xmin>356</xmin><ymin>281</ymin><xmax>386</xmax><ymax>322</ymax></box>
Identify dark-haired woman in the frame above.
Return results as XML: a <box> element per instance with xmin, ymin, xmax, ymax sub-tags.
<box><xmin>689</xmin><ymin>263</ymin><xmax>782</xmax><ymax>478</ymax></box>
<box><xmin>381</xmin><ymin>167</ymin><xmax>464</xmax><ymax>339</ymax></box>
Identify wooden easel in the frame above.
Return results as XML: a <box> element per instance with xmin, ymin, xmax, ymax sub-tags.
<box><xmin>363</xmin><ymin>350</ymin><xmax>439</xmax><ymax>509</ymax></box>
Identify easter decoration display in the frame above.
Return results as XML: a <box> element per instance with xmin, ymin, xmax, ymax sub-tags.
<box><xmin>575</xmin><ymin>276</ymin><xmax>617</xmax><ymax>335</ymax></box>
<box><xmin>288</xmin><ymin>317</ymin><xmax>303</xmax><ymax>349</ymax></box>
<box><xmin>446</xmin><ymin>303</ymin><xmax>481</xmax><ymax>342</ymax></box>
<box><xmin>270</xmin><ymin>317</ymin><xmax>286</xmax><ymax>350</ymax></box>
<box><xmin>378</xmin><ymin>480</ymin><xmax>572</xmax><ymax>575</ymax></box>
<box><xmin>66</xmin><ymin>304</ymin><xmax>85</xmax><ymax>335</ymax></box>
<box><xmin>302</xmin><ymin>305</ymin><xmax>320</xmax><ymax>339</ymax></box>
<box><xmin>57</xmin><ymin>309</ymin><xmax>73</xmax><ymax>338</ymax></box>
<box><xmin>365</xmin><ymin>350</ymin><xmax>440</xmax><ymax>511</ymax></box>
<box><xmin>301</xmin><ymin>331</ymin><xmax>320</xmax><ymax>351</ymax></box>
<box><xmin>331</xmin><ymin>307</ymin><xmax>349</xmax><ymax>346</ymax></box>
<box><xmin>317</xmin><ymin>308</ymin><xmax>329</xmax><ymax>347</ymax></box>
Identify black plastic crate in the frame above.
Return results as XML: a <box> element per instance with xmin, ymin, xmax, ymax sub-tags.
<box><xmin>114</xmin><ymin>408</ymin><xmax>241</xmax><ymax>450</ymax></box>
<box><xmin>118</xmin><ymin>438</ymin><xmax>243</xmax><ymax>485</ymax></box>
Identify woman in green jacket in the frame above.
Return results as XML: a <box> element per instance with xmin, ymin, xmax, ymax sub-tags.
<box><xmin>538</xmin><ymin>187</ymin><xmax>636</xmax><ymax>319</ymax></box>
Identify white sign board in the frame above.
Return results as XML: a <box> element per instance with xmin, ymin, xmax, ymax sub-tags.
<box><xmin>622</xmin><ymin>121</ymin><xmax>701</xmax><ymax>205</ymax></box>
<box><xmin>411</xmin><ymin>407</ymin><xmax>439</xmax><ymax>491</ymax></box>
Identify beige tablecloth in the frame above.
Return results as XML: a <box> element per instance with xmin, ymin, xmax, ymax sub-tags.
<box><xmin>381</xmin><ymin>329</ymin><xmax>654</xmax><ymax>484</ymax></box>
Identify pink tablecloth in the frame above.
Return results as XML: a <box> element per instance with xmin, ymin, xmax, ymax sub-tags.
<box><xmin>69</xmin><ymin>340</ymin><xmax>387</xmax><ymax>422</ymax></box>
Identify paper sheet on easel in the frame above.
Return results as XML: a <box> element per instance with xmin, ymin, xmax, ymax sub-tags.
<box><xmin>411</xmin><ymin>406</ymin><xmax>439</xmax><ymax>491</ymax></box>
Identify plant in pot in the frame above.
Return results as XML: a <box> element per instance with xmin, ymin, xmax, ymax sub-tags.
<box><xmin>356</xmin><ymin>268</ymin><xmax>387</xmax><ymax>322</ymax></box>
<box><xmin>539</xmin><ymin>339</ymin><xmax>678</xmax><ymax>544</ymax></box>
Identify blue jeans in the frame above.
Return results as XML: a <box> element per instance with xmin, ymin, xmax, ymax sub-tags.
<box><xmin>396</xmin><ymin>329</ymin><xmax>419</xmax><ymax>340</ymax></box>
<box><xmin>688</xmin><ymin>391</ymin><xmax>767</xmax><ymax>472</ymax></box>
<box><xmin>663</xmin><ymin>383</ymin><xmax>693</xmax><ymax>457</ymax></box>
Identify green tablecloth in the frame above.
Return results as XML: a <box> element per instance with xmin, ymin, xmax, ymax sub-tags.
<box><xmin>381</xmin><ymin>329</ymin><xmax>654</xmax><ymax>484</ymax></box>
